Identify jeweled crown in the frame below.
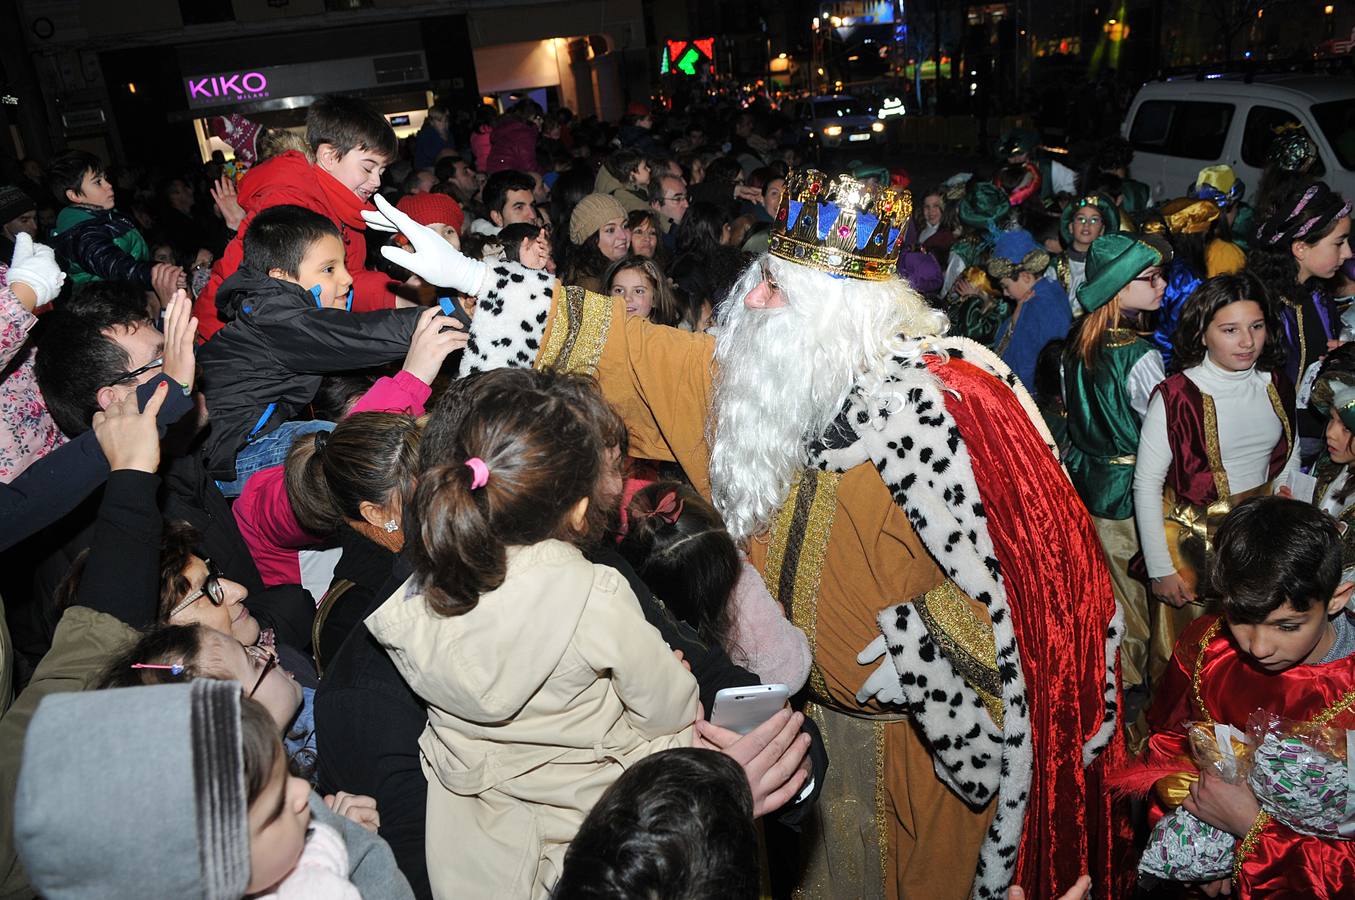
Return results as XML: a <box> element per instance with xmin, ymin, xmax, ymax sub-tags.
<box><xmin>768</xmin><ymin>168</ymin><xmax>913</xmax><ymax>282</ymax></box>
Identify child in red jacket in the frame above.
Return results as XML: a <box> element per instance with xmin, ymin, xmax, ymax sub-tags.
<box><xmin>193</xmin><ymin>96</ymin><xmax>401</xmax><ymax>342</ymax></box>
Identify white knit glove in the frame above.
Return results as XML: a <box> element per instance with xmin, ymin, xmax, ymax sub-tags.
<box><xmin>362</xmin><ymin>194</ymin><xmax>489</xmax><ymax>295</ymax></box>
<box><xmin>7</xmin><ymin>233</ymin><xmax>65</xmax><ymax>309</ymax></box>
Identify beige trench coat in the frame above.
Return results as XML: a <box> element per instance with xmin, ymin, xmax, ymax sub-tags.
<box><xmin>367</xmin><ymin>539</ymin><xmax>698</xmax><ymax>900</ymax></box>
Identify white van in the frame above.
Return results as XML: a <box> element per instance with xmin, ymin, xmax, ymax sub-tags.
<box><xmin>1121</xmin><ymin>74</ymin><xmax>1355</xmax><ymax>202</ymax></box>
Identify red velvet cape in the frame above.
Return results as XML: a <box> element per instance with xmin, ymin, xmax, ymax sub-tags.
<box><xmin>928</xmin><ymin>355</ymin><xmax>1134</xmax><ymax>898</ymax></box>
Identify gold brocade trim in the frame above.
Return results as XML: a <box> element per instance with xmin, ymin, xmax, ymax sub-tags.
<box><xmin>1264</xmin><ymin>381</ymin><xmax>1294</xmax><ymax>464</ymax></box>
<box><xmin>1104</xmin><ymin>327</ymin><xmax>1141</xmax><ymax>349</ymax></box>
<box><xmin>1055</xmin><ymin>254</ymin><xmax>1072</xmax><ymax>296</ymax></box>
<box><xmin>914</xmin><ymin>580</ymin><xmax>1005</xmax><ymax>729</ymax></box>
<box><xmin>1233</xmin><ymin>810</ymin><xmax>1272</xmax><ymax>880</ymax></box>
<box><xmin>538</xmin><ymin>284</ymin><xmax>573</xmax><ymax>369</ymax></box>
<box><xmin>537</xmin><ymin>286</ymin><xmax>613</xmax><ymax>374</ymax></box>
<box><xmin>1290</xmin><ymin>300</ymin><xmax>1309</xmax><ymax>385</ymax></box>
<box><xmin>1108</xmin><ymin>454</ymin><xmax>1137</xmax><ymax>466</ymax></box>
<box><xmin>761</xmin><ymin>470</ymin><xmax>842</xmax><ymax>701</ymax></box>
<box><xmin>1201</xmin><ymin>394</ymin><xmax>1231</xmax><ymax>501</ymax></box>
<box><xmin>873</xmin><ymin>719</ymin><xmax>888</xmax><ymax>892</ymax></box>
<box><xmin>1191</xmin><ymin>620</ymin><xmax>1223</xmax><ymax>725</ymax></box>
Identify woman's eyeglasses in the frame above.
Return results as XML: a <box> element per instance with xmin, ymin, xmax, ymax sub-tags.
<box><xmin>1133</xmin><ymin>271</ymin><xmax>1167</xmax><ymax>286</ymax></box>
<box><xmin>101</xmin><ymin>357</ymin><xmax>164</xmax><ymax>388</ymax></box>
<box><xmin>167</xmin><ymin>559</ymin><xmax>226</xmax><ymax>618</ymax></box>
<box><xmin>246</xmin><ymin>646</ymin><xmax>279</xmax><ymax>699</ymax></box>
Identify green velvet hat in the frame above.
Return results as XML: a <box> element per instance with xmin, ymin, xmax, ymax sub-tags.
<box><xmin>958</xmin><ymin>182</ymin><xmax>1011</xmax><ymax>231</ymax></box>
<box><xmin>1059</xmin><ymin>194</ymin><xmax>1121</xmax><ymax>248</ymax></box>
<box><xmin>1076</xmin><ymin>233</ymin><xmax>1165</xmax><ymax>314</ymax></box>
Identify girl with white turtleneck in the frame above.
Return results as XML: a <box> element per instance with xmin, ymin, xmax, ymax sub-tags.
<box><xmin>1133</xmin><ymin>272</ymin><xmax>1299</xmax><ymax>685</ymax></box>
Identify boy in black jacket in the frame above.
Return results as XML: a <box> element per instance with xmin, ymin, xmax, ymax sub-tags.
<box><xmin>199</xmin><ymin>204</ymin><xmax>455</xmax><ymax>495</ymax></box>
<box><xmin>48</xmin><ymin>150</ymin><xmax>181</xmax><ymax>304</ymax></box>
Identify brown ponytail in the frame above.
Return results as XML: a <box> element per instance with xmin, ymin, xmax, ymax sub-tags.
<box><xmin>284</xmin><ymin>413</ymin><xmax>422</xmax><ymax>536</ymax></box>
<box><xmin>409</xmin><ymin>372</ymin><xmax>607</xmax><ymax>617</ymax></box>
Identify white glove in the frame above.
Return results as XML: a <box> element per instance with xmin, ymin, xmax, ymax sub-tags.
<box><xmin>362</xmin><ymin>194</ymin><xmax>489</xmax><ymax>295</ymax></box>
<box><xmin>7</xmin><ymin>233</ymin><xmax>65</xmax><ymax>308</ymax></box>
<box><xmin>855</xmin><ymin>634</ymin><xmax>906</xmax><ymax>706</ymax></box>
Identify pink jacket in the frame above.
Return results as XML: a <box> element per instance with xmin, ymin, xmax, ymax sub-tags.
<box><xmin>0</xmin><ymin>266</ymin><xmax>65</xmax><ymax>483</ymax></box>
<box><xmin>726</xmin><ymin>558</ymin><xmax>812</xmax><ymax>693</ymax></box>
<box><xmin>233</xmin><ymin>370</ymin><xmax>430</xmax><ymax>587</ymax></box>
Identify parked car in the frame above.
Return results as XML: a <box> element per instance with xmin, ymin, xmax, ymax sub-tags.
<box><xmin>1122</xmin><ymin>74</ymin><xmax>1355</xmax><ymax>203</ymax></box>
<box><xmin>787</xmin><ymin>94</ymin><xmax>885</xmax><ymax>152</ymax></box>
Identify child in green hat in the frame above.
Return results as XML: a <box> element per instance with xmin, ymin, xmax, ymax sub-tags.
<box><xmin>1052</xmin><ymin>194</ymin><xmax>1120</xmax><ymax>314</ymax></box>
<box><xmin>1061</xmin><ymin>233</ymin><xmax>1168</xmax><ymax>720</ymax></box>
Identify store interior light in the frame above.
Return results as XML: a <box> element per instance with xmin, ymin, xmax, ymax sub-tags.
<box><xmin>778</xmin><ymin>52</ymin><xmax>788</xmax><ymax>59</ymax></box>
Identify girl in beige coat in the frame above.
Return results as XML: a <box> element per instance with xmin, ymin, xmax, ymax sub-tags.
<box><xmin>367</xmin><ymin>371</ymin><xmax>698</xmax><ymax>900</ymax></box>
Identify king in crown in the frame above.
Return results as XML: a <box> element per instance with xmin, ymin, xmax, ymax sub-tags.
<box><xmin>366</xmin><ymin>168</ymin><xmax>1131</xmax><ymax>900</ymax></box>
<box><xmin>767</xmin><ymin>169</ymin><xmax>913</xmax><ymax>281</ymax></box>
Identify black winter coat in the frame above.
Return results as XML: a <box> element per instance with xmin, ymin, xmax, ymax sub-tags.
<box><xmin>198</xmin><ymin>266</ymin><xmax>421</xmax><ymax>480</ymax></box>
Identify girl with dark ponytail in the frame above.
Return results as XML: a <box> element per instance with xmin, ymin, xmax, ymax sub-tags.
<box><xmin>367</xmin><ymin>368</ymin><xmax>699</xmax><ymax>899</ymax></box>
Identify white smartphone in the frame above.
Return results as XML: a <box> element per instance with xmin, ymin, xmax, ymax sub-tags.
<box><xmin>710</xmin><ymin>684</ymin><xmax>790</xmax><ymax>735</ymax></box>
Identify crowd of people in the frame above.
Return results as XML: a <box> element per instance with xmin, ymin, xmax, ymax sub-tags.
<box><xmin>0</xmin><ymin>87</ymin><xmax>1351</xmax><ymax>900</ymax></box>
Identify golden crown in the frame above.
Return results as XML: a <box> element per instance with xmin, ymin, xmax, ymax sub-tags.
<box><xmin>768</xmin><ymin>168</ymin><xmax>913</xmax><ymax>281</ymax></box>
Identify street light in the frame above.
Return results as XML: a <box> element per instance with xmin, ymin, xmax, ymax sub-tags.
<box><xmin>778</xmin><ymin>52</ymin><xmax>788</xmax><ymax>59</ymax></box>
<box><xmin>1325</xmin><ymin>4</ymin><xmax>1335</xmax><ymax>13</ymax></box>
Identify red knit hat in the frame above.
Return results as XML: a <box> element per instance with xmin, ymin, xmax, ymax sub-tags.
<box><xmin>396</xmin><ymin>192</ymin><xmax>465</xmax><ymax>232</ymax></box>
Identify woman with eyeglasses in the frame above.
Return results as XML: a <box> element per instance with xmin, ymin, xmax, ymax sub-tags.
<box><xmin>1059</xmin><ymin>235</ymin><xmax>1169</xmax><ymax>718</ymax></box>
<box><xmin>1132</xmin><ymin>272</ymin><xmax>1298</xmax><ymax>716</ymax></box>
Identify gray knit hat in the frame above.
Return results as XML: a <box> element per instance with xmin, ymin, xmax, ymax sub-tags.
<box><xmin>569</xmin><ymin>193</ymin><xmax>627</xmax><ymax>245</ymax></box>
<box><xmin>15</xmin><ymin>680</ymin><xmax>252</xmax><ymax>899</ymax></box>
<box><xmin>0</xmin><ymin>185</ymin><xmax>35</xmax><ymax>224</ymax></box>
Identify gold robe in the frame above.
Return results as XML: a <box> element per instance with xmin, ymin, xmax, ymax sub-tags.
<box><xmin>538</xmin><ymin>287</ymin><xmax>996</xmax><ymax>899</ymax></box>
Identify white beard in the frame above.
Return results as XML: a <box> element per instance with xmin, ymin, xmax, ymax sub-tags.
<box><xmin>708</xmin><ymin>256</ymin><xmax>948</xmax><ymax>541</ymax></box>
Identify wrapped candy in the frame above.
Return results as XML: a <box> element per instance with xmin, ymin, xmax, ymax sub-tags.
<box><xmin>1138</xmin><ymin>808</ymin><xmax>1236</xmax><ymax>881</ymax></box>
<box><xmin>1138</xmin><ymin>722</ymin><xmax>1253</xmax><ymax>881</ymax></box>
<box><xmin>1247</xmin><ymin>711</ymin><xmax>1355</xmax><ymax>839</ymax></box>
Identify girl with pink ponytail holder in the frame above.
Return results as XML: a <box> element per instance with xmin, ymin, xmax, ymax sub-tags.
<box><xmin>365</xmin><ymin>368</ymin><xmax>699</xmax><ymax>900</ymax></box>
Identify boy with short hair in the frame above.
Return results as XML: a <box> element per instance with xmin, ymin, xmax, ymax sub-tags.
<box><xmin>1141</xmin><ymin>495</ymin><xmax>1355</xmax><ymax>895</ymax></box>
<box><xmin>47</xmin><ymin>150</ymin><xmax>180</xmax><ymax>297</ymax></box>
<box><xmin>198</xmin><ymin>205</ymin><xmax>435</xmax><ymax>495</ymax></box>
<box><xmin>193</xmin><ymin>95</ymin><xmax>404</xmax><ymax>341</ymax></box>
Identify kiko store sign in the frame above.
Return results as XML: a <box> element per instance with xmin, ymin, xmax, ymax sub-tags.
<box><xmin>185</xmin><ymin>71</ymin><xmax>272</xmax><ymax>106</ymax></box>
<box><xmin>182</xmin><ymin>54</ymin><xmax>428</xmax><ymax>111</ymax></box>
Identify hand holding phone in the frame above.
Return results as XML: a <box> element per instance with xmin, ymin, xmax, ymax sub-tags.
<box><xmin>710</xmin><ymin>684</ymin><xmax>790</xmax><ymax>735</ymax></box>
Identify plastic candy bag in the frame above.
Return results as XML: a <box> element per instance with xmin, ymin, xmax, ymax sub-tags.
<box><xmin>1139</xmin><ymin>722</ymin><xmax>1253</xmax><ymax>881</ymax></box>
<box><xmin>1247</xmin><ymin>710</ymin><xmax>1355</xmax><ymax>839</ymax></box>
